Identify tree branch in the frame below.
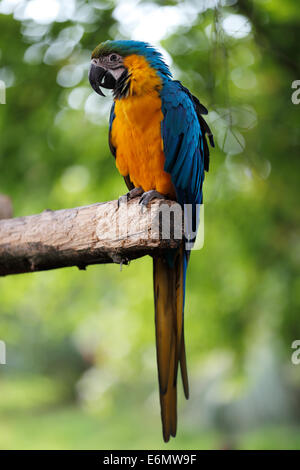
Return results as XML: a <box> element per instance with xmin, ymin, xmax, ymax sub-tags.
<box><xmin>0</xmin><ymin>194</ymin><xmax>13</xmax><ymax>220</ymax></box>
<box><xmin>0</xmin><ymin>199</ymin><xmax>182</xmax><ymax>276</ymax></box>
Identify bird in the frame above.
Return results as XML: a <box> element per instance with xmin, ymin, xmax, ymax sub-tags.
<box><xmin>89</xmin><ymin>40</ymin><xmax>214</xmax><ymax>442</ymax></box>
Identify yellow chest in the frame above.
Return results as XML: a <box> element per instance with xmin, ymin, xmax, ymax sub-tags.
<box><xmin>110</xmin><ymin>55</ymin><xmax>175</xmax><ymax>198</ymax></box>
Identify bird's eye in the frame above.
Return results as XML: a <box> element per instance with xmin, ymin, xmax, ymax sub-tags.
<box><xmin>109</xmin><ymin>54</ymin><xmax>118</xmax><ymax>62</ymax></box>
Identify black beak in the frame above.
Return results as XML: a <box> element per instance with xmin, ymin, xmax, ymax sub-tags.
<box><xmin>89</xmin><ymin>63</ymin><xmax>116</xmax><ymax>97</ymax></box>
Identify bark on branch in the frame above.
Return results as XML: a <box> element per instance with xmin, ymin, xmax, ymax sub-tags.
<box><xmin>0</xmin><ymin>199</ymin><xmax>182</xmax><ymax>276</ymax></box>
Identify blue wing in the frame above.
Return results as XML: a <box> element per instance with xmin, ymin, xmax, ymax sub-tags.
<box><xmin>108</xmin><ymin>102</ymin><xmax>116</xmax><ymax>157</ymax></box>
<box><xmin>161</xmin><ymin>81</ymin><xmax>212</xmax><ymax>247</ymax></box>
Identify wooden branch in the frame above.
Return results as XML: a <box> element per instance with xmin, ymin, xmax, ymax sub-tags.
<box><xmin>0</xmin><ymin>199</ymin><xmax>182</xmax><ymax>276</ymax></box>
<box><xmin>0</xmin><ymin>194</ymin><xmax>13</xmax><ymax>220</ymax></box>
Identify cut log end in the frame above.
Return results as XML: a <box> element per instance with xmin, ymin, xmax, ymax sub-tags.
<box><xmin>0</xmin><ymin>194</ymin><xmax>13</xmax><ymax>220</ymax></box>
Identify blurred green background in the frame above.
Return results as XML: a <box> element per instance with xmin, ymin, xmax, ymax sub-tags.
<box><xmin>0</xmin><ymin>0</ymin><xmax>299</xmax><ymax>450</ymax></box>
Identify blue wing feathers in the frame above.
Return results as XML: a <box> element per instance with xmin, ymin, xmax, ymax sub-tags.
<box><xmin>109</xmin><ymin>102</ymin><xmax>115</xmax><ymax>132</ymax></box>
<box><xmin>160</xmin><ymin>81</ymin><xmax>205</xmax><ymax>208</ymax></box>
<box><xmin>160</xmin><ymin>80</ymin><xmax>211</xmax><ymax>300</ymax></box>
<box><xmin>108</xmin><ymin>102</ymin><xmax>116</xmax><ymax>157</ymax></box>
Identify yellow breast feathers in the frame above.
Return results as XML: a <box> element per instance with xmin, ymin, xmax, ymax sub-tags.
<box><xmin>111</xmin><ymin>55</ymin><xmax>175</xmax><ymax>198</ymax></box>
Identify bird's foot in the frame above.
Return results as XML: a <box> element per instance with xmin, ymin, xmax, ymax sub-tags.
<box><xmin>139</xmin><ymin>190</ymin><xmax>166</xmax><ymax>213</ymax></box>
<box><xmin>117</xmin><ymin>187</ymin><xmax>144</xmax><ymax>207</ymax></box>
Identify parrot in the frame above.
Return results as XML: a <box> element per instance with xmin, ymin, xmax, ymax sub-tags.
<box><xmin>89</xmin><ymin>40</ymin><xmax>214</xmax><ymax>442</ymax></box>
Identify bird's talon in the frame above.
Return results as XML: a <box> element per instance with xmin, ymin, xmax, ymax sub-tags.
<box><xmin>139</xmin><ymin>190</ymin><xmax>166</xmax><ymax>210</ymax></box>
<box><xmin>118</xmin><ymin>187</ymin><xmax>144</xmax><ymax>208</ymax></box>
<box><xmin>128</xmin><ymin>187</ymin><xmax>143</xmax><ymax>199</ymax></box>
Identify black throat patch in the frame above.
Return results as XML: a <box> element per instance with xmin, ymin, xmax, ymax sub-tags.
<box><xmin>113</xmin><ymin>69</ymin><xmax>131</xmax><ymax>99</ymax></box>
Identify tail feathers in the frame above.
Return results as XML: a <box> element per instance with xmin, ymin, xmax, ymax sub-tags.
<box><xmin>159</xmin><ymin>332</ymin><xmax>177</xmax><ymax>440</ymax></box>
<box><xmin>179</xmin><ymin>329</ymin><xmax>189</xmax><ymax>399</ymax></box>
<box><xmin>153</xmin><ymin>246</ymin><xmax>188</xmax><ymax>442</ymax></box>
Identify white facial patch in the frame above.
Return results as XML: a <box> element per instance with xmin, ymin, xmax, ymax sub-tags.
<box><xmin>110</xmin><ymin>67</ymin><xmax>126</xmax><ymax>81</ymax></box>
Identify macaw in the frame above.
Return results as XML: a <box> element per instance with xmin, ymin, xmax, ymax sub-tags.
<box><xmin>89</xmin><ymin>40</ymin><xmax>214</xmax><ymax>442</ymax></box>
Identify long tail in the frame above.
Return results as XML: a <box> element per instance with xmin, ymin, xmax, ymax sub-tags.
<box><xmin>153</xmin><ymin>245</ymin><xmax>189</xmax><ymax>442</ymax></box>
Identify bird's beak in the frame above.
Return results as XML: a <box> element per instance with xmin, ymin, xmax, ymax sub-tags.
<box><xmin>89</xmin><ymin>62</ymin><xmax>116</xmax><ymax>97</ymax></box>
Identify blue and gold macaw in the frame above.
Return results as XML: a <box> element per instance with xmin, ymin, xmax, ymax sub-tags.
<box><xmin>89</xmin><ymin>40</ymin><xmax>214</xmax><ymax>442</ymax></box>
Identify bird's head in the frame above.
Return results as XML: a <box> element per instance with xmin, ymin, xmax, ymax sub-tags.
<box><xmin>89</xmin><ymin>40</ymin><xmax>172</xmax><ymax>99</ymax></box>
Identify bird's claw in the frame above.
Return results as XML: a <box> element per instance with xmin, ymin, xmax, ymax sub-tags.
<box><xmin>139</xmin><ymin>190</ymin><xmax>166</xmax><ymax>213</ymax></box>
<box><xmin>117</xmin><ymin>187</ymin><xmax>144</xmax><ymax>208</ymax></box>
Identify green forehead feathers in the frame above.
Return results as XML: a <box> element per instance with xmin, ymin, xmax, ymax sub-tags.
<box><xmin>91</xmin><ymin>41</ymin><xmax>120</xmax><ymax>58</ymax></box>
